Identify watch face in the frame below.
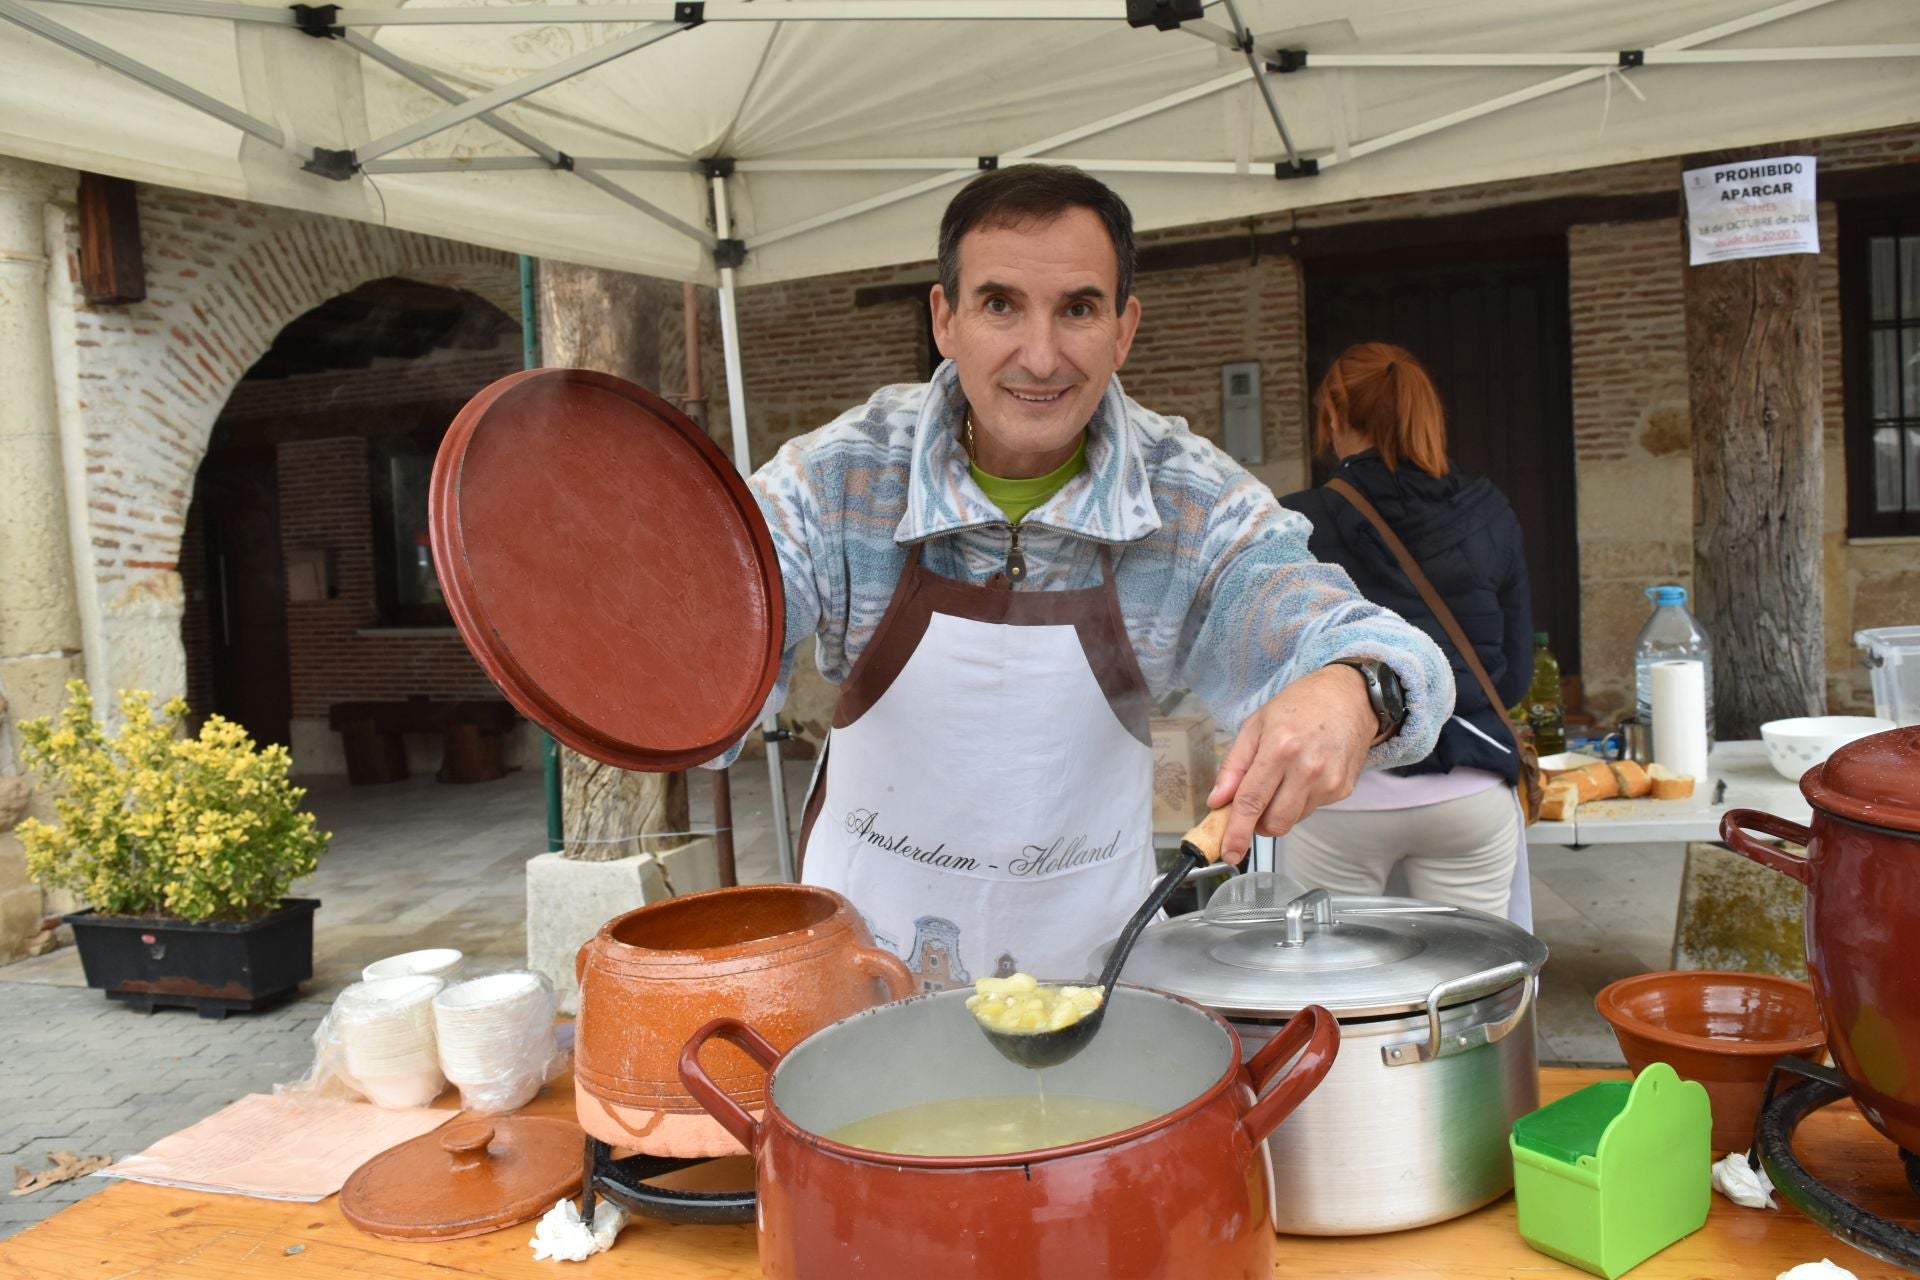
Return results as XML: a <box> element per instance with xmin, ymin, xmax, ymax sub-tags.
<box><xmin>1375</xmin><ymin>663</ymin><xmax>1407</xmax><ymax>724</ymax></box>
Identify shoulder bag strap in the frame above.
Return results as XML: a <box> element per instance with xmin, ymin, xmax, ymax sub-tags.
<box><xmin>1323</xmin><ymin>477</ymin><xmax>1522</xmax><ymax>756</ymax></box>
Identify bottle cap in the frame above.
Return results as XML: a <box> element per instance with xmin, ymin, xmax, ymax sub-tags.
<box><xmin>1533</xmin><ymin>631</ymin><xmax>1550</xmax><ymax>646</ymax></box>
<box><xmin>1645</xmin><ymin>584</ymin><xmax>1688</xmax><ymax>605</ymax></box>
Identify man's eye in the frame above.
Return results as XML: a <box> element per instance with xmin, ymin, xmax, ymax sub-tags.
<box><xmin>1066</xmin><ymin>302</ymin><xmax>1094</xmax><ymax>319</ymax></box>
<box><xmin>984</xmin><ymin>297</ymin><xmax>1011</xmax><ymax>315</ymax></box>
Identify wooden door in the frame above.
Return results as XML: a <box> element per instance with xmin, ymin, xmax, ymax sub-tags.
<box><xmin>1305</xmin><ymin>238</ymin><xmax>1582</xmax><ymax>671</ymax></box>
<box><xmin>192</xmin><ymin>447</ymin><xmax>293</xmax><ymax>747</ymax></box>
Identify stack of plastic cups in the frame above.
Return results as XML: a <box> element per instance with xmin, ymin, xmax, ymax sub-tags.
<box><xmin>362</xmin><ymin>948</ymin><xmax>464</xmax><ymax>983</ymax></box>
<box><xmin>432</xmin><ymin>972</ymin><xmax>556</xmax><ymax>1114</ymax></box>
<box><xmin>337</xmin><ymin>975</ymin><xmax>447</xmax><ymax>1108</ymax></box>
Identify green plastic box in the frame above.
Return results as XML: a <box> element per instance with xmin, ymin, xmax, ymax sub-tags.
<box><xmin>1510</xmin><ymin>1062</ymin><xmax>1712</xmax><ymax>1278</ymax></box>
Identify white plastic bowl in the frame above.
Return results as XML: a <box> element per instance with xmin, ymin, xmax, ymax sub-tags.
<box><xmin>362</xmin><ymin>948</ymin><xmax>464</xmax><ymax>983</ymax></box>
<box><xmin>1759</xmin><ymin>715</ymin><xmax>1896</xmax><ymax>780</ymax></box>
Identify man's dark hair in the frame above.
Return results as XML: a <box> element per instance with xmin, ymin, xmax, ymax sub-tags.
<box><xmin>937</xmin><ymin>164</ymin><xmax>1136</xmax><ymax>307</ymax></box>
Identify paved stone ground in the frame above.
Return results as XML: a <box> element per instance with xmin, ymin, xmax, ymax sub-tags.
<box><xmin>0</xmin><ymin>982</ymin><xmax>323</xmax><ymax>1239</ymax></box>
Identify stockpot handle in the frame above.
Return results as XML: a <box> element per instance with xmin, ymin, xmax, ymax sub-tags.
<box><xmin>1239</xmin><ymin>1004</ymin><xmax>1340</xmax><ymax>1147</ymax></box>
<box><xmin>851</xmin><ymin>946</ymin><xmax>917</xmax><ymax>1001</ymax></box>
<box><xmin>677</xmin><ymin>1018</ymin><xmax>784</xmax><ymax>1151</ymax></box>
<box><xmin>1720</xmin><ymin>809</ymin><xmax>1813</xmax><ymax>885</ymax></box>
<box><xmin>1389</xmin><ymin>960</ymin><xmax>1535</xmax><ymax>1068</ymax></box>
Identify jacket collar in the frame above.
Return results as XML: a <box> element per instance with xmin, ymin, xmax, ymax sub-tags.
<box><xmin>899</xmin><ymin>360</ymin><xmax>1162</xmax><ymax>545</ymax></box>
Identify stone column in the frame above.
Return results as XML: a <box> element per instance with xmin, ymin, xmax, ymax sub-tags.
<box><xmin>0</xmin><ymin>158</ymin><xmax>85</xmax><ymax>959</ymax></box>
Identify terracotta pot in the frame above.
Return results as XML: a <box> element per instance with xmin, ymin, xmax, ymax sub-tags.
<box><xmin>575</xmin><ymin>884</ymin><xmax>914</xmax><ymax>1157</ymax></box>
<box><xmin>1595</xmin><ymin>970</ymin><xmax>1825</xmax><ymax>1152</ymax></box>
<box><xmin>679</xmin><ymin>987</ymin><xmax>1339</xmax><ymax>1279</ymax></box>
<box><xmin>1721</xmin><ymin>724</ymin><xmax>1920</xmax><ymax>1155</ymax></box>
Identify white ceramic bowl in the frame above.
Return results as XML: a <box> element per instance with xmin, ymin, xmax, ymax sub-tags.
<box><xmin>362</xmin><ymin>948</ymin><xmax>464</xmax><ymax>983</ymax></box>
<box><xmin>1759</xmin><ymin>715</ymin><xmax>1896</xmax><ymax>780</ymax></box>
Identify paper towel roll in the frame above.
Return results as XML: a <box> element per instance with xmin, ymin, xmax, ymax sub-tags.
<box><xmin>1651</xmin><ymin>660</ymin><xmax>1709</xmax><ymax>781</ymax></box>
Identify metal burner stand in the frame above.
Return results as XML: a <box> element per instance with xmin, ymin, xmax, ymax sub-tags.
<box><xmin>578</xmin><ymin>1135</ymin><xmax>756</xmax><ymax>1227</ymax></box>
<box><xmin>1752</xmin><ymin>1056</ymin><xmax>1920</xmax><ymax>1273</ymax></box>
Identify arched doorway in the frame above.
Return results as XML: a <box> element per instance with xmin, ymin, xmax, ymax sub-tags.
<box><xmin>179</xmin><ymin>278</ymin><xmax>517</xmax><ymax>756</ymax></box>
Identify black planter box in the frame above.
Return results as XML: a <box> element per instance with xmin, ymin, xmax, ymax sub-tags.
<box><xmin>64</xmin><ymin>898</ymin><xmax>319</xmax><ymax>1019</ymax></box>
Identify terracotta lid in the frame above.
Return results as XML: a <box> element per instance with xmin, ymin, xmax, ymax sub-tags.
<box><xmin>1800</xmin><ymin>724</ymin><xmax>1920</xmax><ymax>834</ymax></box>
<box><xmin>341</xmin><ymin>1117</ymin><xmax>585</xmax><ymax>1241</ymax></box>
<box><xmin>431</xmin><ymin>368</ymin><xmax>783</xmax><ymax>772</ymax></box>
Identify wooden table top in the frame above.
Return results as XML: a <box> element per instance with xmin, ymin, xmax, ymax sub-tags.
<box><xmin>2</xmin><ymin>1068</ymin><xmax>1915</xmax><ymax>1279</ymax></box>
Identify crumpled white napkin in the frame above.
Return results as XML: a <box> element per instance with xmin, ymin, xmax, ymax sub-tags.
<box><xmin>1712</xmin><ymin>1150</ymin><xmax>1777</xmax><ymax>1210</ymax></box>
<box><xmin>1776</xmin><ymin>1260</ymin><xmax>1860</xmax><ymax>1280</ymax></box>
<box><xmin>529</xmin><ymin>1196</ymin><xmax>629</xmax><ymax>1262</ymax></box>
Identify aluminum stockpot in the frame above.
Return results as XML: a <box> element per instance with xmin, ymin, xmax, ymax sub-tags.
<box><xmin>1114</xmin><ymin>887</ymin><xmax>1549</xmax><ymax>1235</ymax></box>
<box><xmin>678</xmin><ymin>986</ymin><xmax>1339</xmax><ymax>1280</ymax></box>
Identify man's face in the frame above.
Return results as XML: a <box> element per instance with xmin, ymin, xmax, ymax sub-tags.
<box><xmin>930</xmin><ymin>207</ymin><xmax>1141</xmax><ymax>478</ymax></box>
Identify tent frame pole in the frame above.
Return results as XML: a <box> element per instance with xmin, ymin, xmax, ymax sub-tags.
<box><xmin>1219</xmin><ymin>0</ymin><xmax>1301</xmax><ymax>171</ymax></box>
<box><xmin>0</xmin><ymin>0</ymin><xmax>290</xmax><ymax>148</ymax></box>
<box><xmin>710</xmin><ymin>172</ymin><xmax>796</xmax><ymax>883</ymax></box>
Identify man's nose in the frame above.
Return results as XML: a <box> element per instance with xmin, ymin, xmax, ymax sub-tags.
<box><xmin>1014</xmin><ymin>314</ymin><xmax>1064</xmax><ymax>381</ymax></box>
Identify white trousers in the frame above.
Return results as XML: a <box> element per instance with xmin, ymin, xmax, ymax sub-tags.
<box><xmin>1280</xmin><ymin>784</ymin><xmax>1523</xmax><ymax>921</ymax></box>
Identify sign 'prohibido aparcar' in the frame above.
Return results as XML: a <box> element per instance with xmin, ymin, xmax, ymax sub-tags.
<box><xmin>1683</xmin><ymin>155</ymin><xmax>1818</xmax><ymax>266</ymax></box>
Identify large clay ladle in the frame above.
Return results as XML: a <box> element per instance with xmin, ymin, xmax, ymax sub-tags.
<box><xmin>978</xmin><ymin>809</ymin><xmax>1229</xmax><ymax>1070</ymax></box>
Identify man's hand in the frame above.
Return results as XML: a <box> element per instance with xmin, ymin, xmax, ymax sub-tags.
<box><xmin>1205</xmin><ymin>664</ymin><xmax>1380</xmax><ymax>863</ymax></box>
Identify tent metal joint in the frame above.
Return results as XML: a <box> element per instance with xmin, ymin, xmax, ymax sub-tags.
<box><xmin>978</xmin><ymin>155</ymin><xmax>998</xmax><ymax>170</ymax></box>
<box><xmin>288</xmin><ymin>2</ymin><xmax>341</xmax><ymax>37</ymax></box>
<box><xmin>1273</xmin><ymin>156</ymin><xmax>1320</xmax><ymax>179</ymax></box>
<box><xmin>1618</xmin><ymin>48</ymin><xmax>1645</xmax><ymax>68</ymax></box>
<box><xmin>1125</xmin><ymin>0</ymin><xmax>1200</xmax><ymax>31</ymax></box>
<box><xmin>303</xmin><ymin>147</ymin><xmax>358</xmax><ymax>180</ymax></box>
<box><xmin>673</xmin><ymin>0</ymin><xmax>702</xmax><ymax>26</ymax></box>
<box><xmin>700</xmin><ymin>155</ymin><xmax>735</xmax><ymax>178</ymax></box>
<box><xmin>554</xmin><ymin>151</ymin><xmax>575</xmax><ymax>171</ymax></box>
<box><xmin>1268</xmin><ymin>48</ymin><xmax>1308</xmax><ymax>73</ymax></box>
<box><xmin>713</xmin><ymin>237</ymin><xmax>746</xmax><ymax>269</ymax></box>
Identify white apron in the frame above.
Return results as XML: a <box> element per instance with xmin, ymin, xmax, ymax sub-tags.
<box><xmin>798</xmin><ymin>544</ymin><xmax>1155</xmax><ymax>990</ymax></box>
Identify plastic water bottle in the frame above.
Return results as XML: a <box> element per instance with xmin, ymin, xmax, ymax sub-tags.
<box><xmin>1634</xmin><ymin>585</ymin><xmax>1715</xmax><ymax>742</ymax></box>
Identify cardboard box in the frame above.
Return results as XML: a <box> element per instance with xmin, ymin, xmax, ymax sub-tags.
<box><xmin>1151</xmin><ymin>715</ymin><xmax>1217</xmax><ymax>832</ymax></box>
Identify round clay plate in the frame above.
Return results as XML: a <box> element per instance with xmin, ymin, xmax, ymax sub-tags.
<box><xmin>341</xmin><ymin>1116</ymin><xmax>585</xmax><ymax>1242</ymax></box>
<box><xmin>431</xmin><ymin>368</ymin><xmax>783</xmax><ymax>771</ymax></box>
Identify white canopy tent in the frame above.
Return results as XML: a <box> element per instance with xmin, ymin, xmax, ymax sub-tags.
<box><xmin>3</xmin><ymin>0</ymin><xmax>1916</xmax><ymax>872</ymax></box>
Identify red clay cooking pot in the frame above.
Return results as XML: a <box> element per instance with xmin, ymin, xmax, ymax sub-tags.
<box><xmin>1721</xmin><ymin>724</ymin><xmax>1920</xmax><ymax>1154</ymax></box>
<box><xmin>679</xmin><ymin>986</ymin><xmax>1339</xmax><ymax>1280</ymax></box>
<box><xmin>575</xmin><ymin>885</ymin><xmax>915</xmax><ymax>1157</ymax></box>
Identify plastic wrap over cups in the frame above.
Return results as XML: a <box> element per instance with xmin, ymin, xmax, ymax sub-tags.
<box><xmin>330</xmin><ymin>975</ymin><xmax>448</xmax><ymax>1108</ymax></box>
<box><xmin>432</xmin><ymin>970</ymin><xmax>567</xmax><ymax>1114</ymax></box>
<box><xmin>363</xmin><ymin>947</ymin><xmax>465</xmax><ymax>983</ymax></box>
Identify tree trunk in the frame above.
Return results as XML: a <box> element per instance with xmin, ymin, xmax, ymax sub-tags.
<box><xmin>537</xmin><ymin>260</ymin><xmax>690</xmax><ymax>861</ymax></box>
<box><xmin>1684</xmin><ymin>145</ymin><xmax>1826</xmax><ymax>741</ymax></box>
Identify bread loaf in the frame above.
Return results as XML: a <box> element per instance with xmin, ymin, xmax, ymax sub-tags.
<box><xmin>1538</xmin><ymin>781</ymin><xmax>1580</xmax><ymax>822</ymax></box>
<box><xmin>1607</xmin><ymin>760</ymin><xmax>1653</xmax><ymax>799</ymax></box>
<box><xmin>1569</xmin><ymin>763</ymin><xmax>1621</xmax><ymax>803</ymax></box>
<box><xmin>1647</xmin><ymin>764</ymin><xmax>1696</xmax><ymax>800</ymax></box>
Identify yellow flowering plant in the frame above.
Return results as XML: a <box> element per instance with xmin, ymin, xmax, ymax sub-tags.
<box><xmin>17</xmin><ymin>681</ymin><xmax>329</xmax><ymax>923</ymax></box>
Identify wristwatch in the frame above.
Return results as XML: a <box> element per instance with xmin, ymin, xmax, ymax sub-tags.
<box><xmin>1328</xmin><ymin>658</ymin><xmax>1407</xmax><ymax>743</ymax></box>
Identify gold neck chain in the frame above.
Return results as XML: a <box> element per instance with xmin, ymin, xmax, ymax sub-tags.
<box><xmin>964</xmin><ymin>409</ymin><xmax>976</xmax><ymax>461</ymax></box>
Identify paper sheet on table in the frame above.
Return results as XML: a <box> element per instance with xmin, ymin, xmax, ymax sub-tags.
<box><xmin>95</xmin><ymin>1092</ymin><xmax>453</xmax><ymax>1202</ymax></box>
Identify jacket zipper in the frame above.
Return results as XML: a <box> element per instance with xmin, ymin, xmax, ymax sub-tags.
<box><xmin>1005</xmin><ymin>523</ymin><xmax>1027</xmax><ymax>583</ymax></box>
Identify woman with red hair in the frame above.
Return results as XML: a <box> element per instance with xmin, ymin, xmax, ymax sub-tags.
<box><xmin>1279</xmin><ymin>343</ymin><xmax>1536</xmax><ymax>926</ymax></box>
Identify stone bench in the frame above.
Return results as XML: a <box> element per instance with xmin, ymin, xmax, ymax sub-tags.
<box><xmin>327</xmin><ymin>698</ymin><xmax>518</xmax><ymax>785</ymax></box>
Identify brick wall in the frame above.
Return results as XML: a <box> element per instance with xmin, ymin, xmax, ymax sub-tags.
<box><xmin>277</xmin><ymin>438</ymin><xmax>501</xmax><ymax>719</ymax></box>
<box><xmin>45</xmin><ymin>183</ymin><xmax>518</xmax><ymax>703</ymax></box>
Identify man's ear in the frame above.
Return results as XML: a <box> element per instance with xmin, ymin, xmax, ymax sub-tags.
<box><xmin>1111</xmin><ymin>293</ymin><xmax>1142</xmax><ymax>370</ymax></box>
<box><xmin>930</xmin><ymin>283</ymin><xmax>957</xmax><ymax>360</ymax></box>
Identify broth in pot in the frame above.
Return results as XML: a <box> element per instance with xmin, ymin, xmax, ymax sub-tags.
<box><xmin>826</xmin><ymin>1093</ymin><xmax>1160</xmax><ymax>1157</ymax></box>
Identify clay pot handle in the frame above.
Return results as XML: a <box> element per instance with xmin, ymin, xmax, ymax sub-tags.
<box><xmin>678</xmin><ymin>1017</ymin><xmax>782</xmax><ymax>1152</ymax></box>
<box><xmin>850</xmin><ymin>946</ymin><xmax>917</xmax><ymax>1002</ymax></box>
<box><xmin>1720</xmin><ymin>809</ymin><xmax>1813</xmax><ymax>885</ymax></box>
<box><xmin>1238</xmin><ymin>1004</ymin><xmax>1340</xmax><ymax>1147</ymax></box>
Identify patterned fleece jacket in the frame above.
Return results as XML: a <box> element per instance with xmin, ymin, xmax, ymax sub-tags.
<box><xmin>706</xmin><ymin>361</ymin><xmax>1454</xmax><ymax>770</ymax></box>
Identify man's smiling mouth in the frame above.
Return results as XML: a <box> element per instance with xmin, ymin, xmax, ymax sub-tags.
<box><xmin>1006</xmin><ymin>388</ymin><xmax>1068</xmax><ymax>403</ymax></box>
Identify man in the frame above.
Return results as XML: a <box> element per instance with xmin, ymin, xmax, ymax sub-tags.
<box><xmin>719</xmin><ymin>164</ymin><xmax>1453</xmax><ymax>986</ymax></box>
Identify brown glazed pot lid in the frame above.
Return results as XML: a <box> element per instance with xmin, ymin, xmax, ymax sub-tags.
<box><xmin>341</xmin><ymin>1116</ymin><xmax>585</xmax><ymax>1241</ymax></box>
<box><xmin>431</xmin><ymin>368</ymin><xmax>783</xmax><ymax>771</ymax></box>
<box><xmin>1800</xmin><ymin>724</ymin><xmax>1920</xmax><ymax>834</ymax></box>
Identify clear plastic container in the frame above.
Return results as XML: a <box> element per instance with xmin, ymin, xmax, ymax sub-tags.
<box><xmin>1856</xmin><ymin>626</ymin><xmax>1920</xmax><ymax>727</ymax></box>
<box><xmin>1634</xmin><ymin>586</ymin><xmax>1714</xmax><ymax>743</ymax></box>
